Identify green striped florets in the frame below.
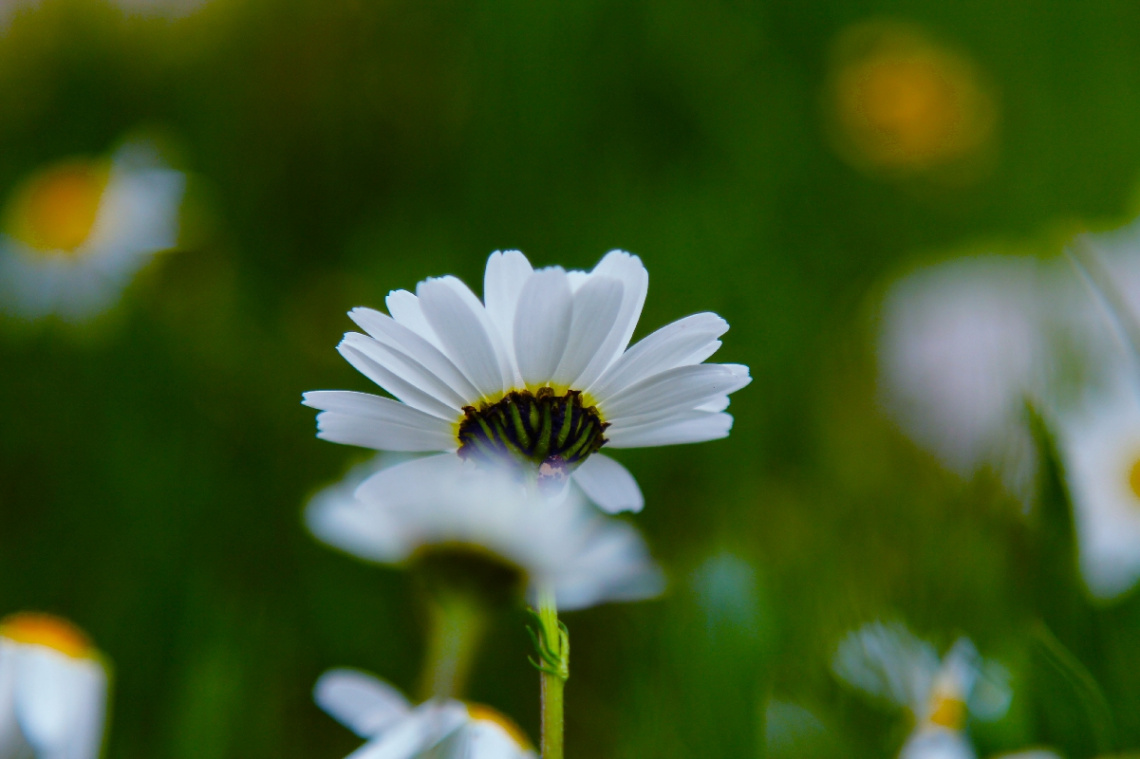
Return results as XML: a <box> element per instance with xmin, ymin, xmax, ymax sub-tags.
<box><xmin>456</xmin><ymin>388</ymin><xmax>609</xmax><ymax>484</ymax></box>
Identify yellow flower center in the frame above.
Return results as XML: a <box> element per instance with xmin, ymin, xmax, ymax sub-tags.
<box><xmin>0</xmin><ymin>612</ymin><xmax>95</xmax><ymax>659</ymax></box>
<box><xmin>467</xmin><ymin>704</ymin><xmax>533</xmax><ymax>749</ymax></box>
<box><xmin>926</xmin><ymin>687</ymin><xmax>966</xmax><ymax>730</ymax></box>
<box><xmin>6</xmin><ymin>160</ymin><xmax>110</xmax><ymax>254</ymax></box>
<box><xmin>1127</xmin><ymin>457</ymin><xmax>1140</xmax><ymax>502</ymax></box>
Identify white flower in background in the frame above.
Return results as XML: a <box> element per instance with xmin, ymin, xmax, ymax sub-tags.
<box><xmin>878</xmin><ymin>256</ymin><xmax>1049</xmax><ymax>499</ymax></box>
<box><xmin>0</xmin><ymin>141</ymin><xmax>185</xmax><ymax>322</ymax></box>
<box><xmin>1057</xmin><ymin>380</ymin><xmax>1140</xmax><ymax>600</ymax></box>
<box><xmin>306</xmin><ymin>455</ymin><xmax>664</xmax><ymax>611</ymax></box>
<box><xmin>0</xmin><ymin>612</ymin><xmax>109</xmax><ymax>759</ymax></box>
<box><xmin>303</xmin><ymin>249</ymin><xmax>750</xmax><ymax>514</ymax></box>
<box><xmin>315</xmin><ymin>668</ymin><xmax>535</xmax><ymax>759</ymax></box>
<box><xmin>833</xmin><ymin>622</ymin><xmax>1010</xmax><ymax>759</ymax></box>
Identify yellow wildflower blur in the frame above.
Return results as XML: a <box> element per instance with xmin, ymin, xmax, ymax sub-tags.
<box><xmin>824</xmin><ymin>20</ymin><xmax>998</xmax><ymax>176</ymax></box>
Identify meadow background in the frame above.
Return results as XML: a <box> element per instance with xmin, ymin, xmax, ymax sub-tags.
<box><xmin>2</xmin><ymin>1</ymin><xmax>1140</xmax><ymax>757</ymax></box>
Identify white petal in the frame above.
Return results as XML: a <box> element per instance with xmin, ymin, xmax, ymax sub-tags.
<box><xmin>551</xmin><ymin>276</ymin><xmax>624</xmax><ymax>387</ymax></box>
<box><xmin>606</xmin><ymin>412</ymin><xmax>734</xmax><ymax>449</ymax></box>
<box><xmin>303</xmin><ymin>391</ymin><xmax>456</xmax><ymax>451</ymax></box>
<box><xmin>339</xmin><ymin>335</ymin><xmax>460</xmax><ymax>420</ymax></box>
<box><xmin>353</xmin><ymin>453</ymin><xmax>467</xmax><ymax>507</ymax></box>
<box><xmin>571</xmin><ymin>454</ymin><xmax>644</xmax><ymax>513</ymax></box>
<box><xmin>348</xmin><ymin>703</ymin><xmax>468</xmax><ymax>759</ymax></box>
<box><xmin>418</xmin><ymin>277</ymin><xmax>509</xmax><ymax>399</ymax></box>
<box><xmin>314</xmin><ymin>669</ymin><xmax>411</xmax><ymax>738</ymax></box>
<box><xmin>571</xmin><ymin>251</ymin><xmax>649</xmax><ymax>390</ymax></box>
<box><xmin>484</xmin><ymin>250</ymin><xmax>534</xmax><ymax>382</ymax></box>
<box><xmin>602</xmin><ymin>363</ymin><xmax>751</xmax><ymax>425</ymax></box>
<box><xmin>349</xmin><ymin>308</ymin><xmax>481</xmax><ymax>403</ymax></box>
<box><xmin>385</xmin><ymin>290</ymin><xmax>442</xmax><ymax>349</ymax></box>
<box><xmin>514</xmin><ymin>269</ymin><xmax>573</xmax><ymax>387</ymax></box>
<box><xmin>589</xmin><ymin>312</ymin><xmax>728</xmax><ymax>402</ymax></box>
<box><xmin>306</xmin><ymin>470</ymin><xmax>412</xmax><ymax>563</ymax></box>
<box><xmin>14</xmin><ymin>649</ymin><xmax>106</xmax><ymax>759</ymax></box>
<box><xmin>0</xmin><ymin>646</ymin><xmax>22</xmax><ymax>756</ymax></box>
<box><xmin>696</xmin><ymin>395</ymin><xmax>731</xmax><ymax>413</ymax></box>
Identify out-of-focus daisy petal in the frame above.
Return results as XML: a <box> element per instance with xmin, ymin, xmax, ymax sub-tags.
<box><xmin>13</xmin><ymin>648</ymin><xmax>105</xmax><ymax>759</ymax></box>
<box><xmin>570</xmin><ymin>454</ymin><xmax>644</xmax><ymax>514</ymax></box>
<box><xmin>303</xmin><ymin>391</ymin><xmax>457</xmax><ymax>451</ymax></box>
<box><xmin>347</xmin><ymin>702</ymin><xmax>468</xmax><ymax>759</ymax></box>
<box><xmin>314</xmin><ymin>668</ymin><xmax>412</xmax><ymax>738</ymax></box>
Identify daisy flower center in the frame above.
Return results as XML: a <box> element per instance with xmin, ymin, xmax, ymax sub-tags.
<box><xmin>466</xmin><ymin>704</ymin><xmax>533</xmax><ymax>749</ymax></box>
<box><xmin>925</xmin><ymin>686</ymin><xmax>966</xmax><ymax>730</ymax></box>
<box><xmin>7</xmin><ymin>161</ymin><xmax>109</xmax><ymax>254</ymax></box>
<box><xmin>1128</xmin><ymin>458</ymin><xmax>1140</xmax><ymax>502</ymax></box>
<box><xmin>0</xmin><ymin>612</ymin><xmax>95</xmax><ymax>659</ymax></box>
<box><xmin>456</xmin><ymin>388</ymin><xmax>609</xmax><ymax>484</ymax></box>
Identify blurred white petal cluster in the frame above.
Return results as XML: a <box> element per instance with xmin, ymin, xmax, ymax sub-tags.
<box><xmin>306</xmin><ymin>454</ymin><xmax>664</xmax><ymax>611</ymax></box>
<box><xmin>0</xmin><ymin>141</ymin><xmax>184</xmax><ymax>323</ymax></box>
<box><xmin>0</xmin><ymin>613</ymin><xmax>108</xmax><ymax>759</ymax></box>
<box><xmin>315</xmin><ymin>668</ymin><xmax>535</xmax><ymax>759</ymax></box>
<box><xmin>878</xmin><ymin>220</ymin><xmax>1140</xmax><ymax>600</ymax></box>
<box><xmin>304</xmin><ymin>249</ymin><xmax>750</xmax><ymax>515</ymax></box>
<box><xmin>833</xmin><ymin>621</ymin><xmax>1010</xmax><ymax>759</ymax></box>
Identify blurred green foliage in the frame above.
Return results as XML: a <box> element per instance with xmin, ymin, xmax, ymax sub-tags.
<box><xmin>4</xmin><ymin>1</ymin><xmax>1140</xmax><ymax>757</ymax></box>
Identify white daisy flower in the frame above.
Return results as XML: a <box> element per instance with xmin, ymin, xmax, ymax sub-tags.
<box><xmin>833</xmin><ymin>622</ymin><xmax>1010</xmax><ymax>759</ymax></box>
<box><xmin>0</xmin><ymin>141</ymin><xmax>185</xmax><ymax>322</ymax></box>
<box><xmin>0</xmin><ymin>612</ymin><xmax>109</xmax><ymax>759</ymax></box>
<box><xmin>878</xmin><ymin>256</ymin><xmax>1049</xmax><ymax>499</ymax></box>
<box><xmin>303</xmin><ymin>249</ymin><xmax>750</xmax><ymax>514</ymax></box>
<box><xmin>1057</xmin><ymin>379</ymin><xmax>1140</xmax><ymax>600</ymax></box>
<box><xmin>315</xmin><ymin>668</ymin><xmax>536</xmax><ymax>759</ymax></box>
<box><xmin>306</xmin><ymin>454</ymin><xmax>664</xmax><ymax>611</ymax></box>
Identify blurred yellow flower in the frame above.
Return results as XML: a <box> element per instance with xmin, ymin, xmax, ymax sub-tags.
<box><xmin>0</xmin><ymin>140</ymin><xmax>185</xmax><ymax>322</ymax></box>
<box><xmin>0</xmin><ymin>611</ymin><xmax>109</xmax><ymax>759</ymax></box>
<box><xmin>825</xmin><ymin>20</ymin><xmax>997</xmax><ymax>174</ymax></box>
<box><xmin>5</xmin><ymin>161</ymin><xmax>112</xmax><ymax>255</ymax></box>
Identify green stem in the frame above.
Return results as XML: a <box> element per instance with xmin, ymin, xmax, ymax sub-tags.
<box><xmin>419</xmin><ymin>593</ymin><xmax>488</xmax><ymax>701</ymax></box>
<box><xmin>537</xmin><ymin>585</ymin><xmax>568</xmax><ymax>759</ymax></box>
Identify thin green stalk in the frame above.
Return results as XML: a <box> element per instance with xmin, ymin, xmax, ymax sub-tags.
<box><xmin>419</xmin><ymin>593</ymin><xmax>488</xmax><ymax>701</ymax></box>
<box><xmin>537</xmin><ymin>585</ymin><xmax>568</xmax><ymax>759</ymax></box>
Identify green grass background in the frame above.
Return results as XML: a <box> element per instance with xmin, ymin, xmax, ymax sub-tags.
<box><xmin>2</xmin><ymin>1</ymin><xmax>1140</xmax><ymax>756</ymax></box>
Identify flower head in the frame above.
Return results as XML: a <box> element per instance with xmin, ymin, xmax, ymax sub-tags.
<box><xmin>0</xmin><ymin>612</ymin><xmax>109</xmax><ymax>759</ymax></box>
<box><xmin>1057</xmin><ymin>379</ymin><xmax>1140</xmax><ymax>600</ymax></box>
<box><xmin>315</xmin><ymin>668</ymin><xmax>535</xmax><ymax>759</ymax></box>
<box><xmin>825</xmin><ymin>19</ymin><xmax>997</xmax><ymax>175</ymax></box>
<box><xmin>0</xmin><ymin>141</ymin><xmax>185</xmax><ymax>322</ymax></box>
<box><xmin>306</xmin><ymin>455</ymin><xmax>664</xmax><ymax>611</ymax></box>
<box><xmin>303</xmin><ymin>250</ymin><xmax>750</xmax><ymax>513</ymax></box>
<box><xmin>833</xmin><ymin>622</ymin><xmax>1010</xmax><ymax>757</ymax></box>
<box><xmin>878</xmin><ymin>256</ymin><xmax>1049</xmax><ymax>499</ymax></box>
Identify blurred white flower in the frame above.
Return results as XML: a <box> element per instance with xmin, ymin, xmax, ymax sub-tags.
<box><xmin>1057</xmin><ymin>379</ymin><xmax>1140</xmax><ymax>600</ymax></box>
<box><xmin>303</xmin><ymin>249</ymin><xmax>750</xmax><ymax>514</ymax></box>
<box><xmin>833</xmin><ymin>622</ymin><xmax>1010</xmax><ymax>759</ymax></box>
<box><xmin>0</xmin><ymin>142</ymin><xmax>184</xmax><ymax>322</ymax></box>
<box><xmin>0</xmin><ymin>612</ymin><xmax>108</xmax><ymax>759</ymax></box>
<box><xmin>315</xmin><ymin>668</ymin><xmax>535</xmax><ymax>759</ymax></box>
<box><xmin>306</xmin><ymin>455</ymin><xmax>664</xmax><ymax>611</ymax></box>
<box><xmin>878</xmin><ymin>256</ymin><xmax>1049</xmax><ymax>498</ymax></box>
